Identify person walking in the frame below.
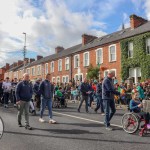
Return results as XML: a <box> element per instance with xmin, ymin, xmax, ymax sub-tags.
<box><xmin>2</xmin><ymin>77</ymin><xmax>12</xmax><ymax>108</ymax></box>
<box><xmin>16</xmin><ymin>73</ymin><xmax>33</xmax><ymax>130</ymax></box>
<box><xmin>102</xmin><ymin>71</ymin><xmax>120</xmax><ymax>131</ymax></box>
<box><xmin>11</xmin><ymin>78</ymin><xmax>18</xmax><ymax>107</ymax></box>
<box><xmin>94</xmin><ymin>79</ymin><xmax>104</xmax><ymax>115</ymax></box>
<box><xmin>39</xmin><ymin>73</ymin><xmax>56</xmax><ymax>124</ymax></box>
<box><xmin>33</xmin><ymin>78</ymin><xmax>41</xmax><ymax>110</ymax></box>
<box><xmin>77</xmin><ymin>78</ymin><xmax>91</xmax><ymax>113</ymax></box>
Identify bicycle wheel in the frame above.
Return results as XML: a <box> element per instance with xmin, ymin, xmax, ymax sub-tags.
<box><xmin>0</xmin><ymin>116</ymin><xmax>4</xmax><ymax>139</ymax></box>
<box><xmin>121</xmin><ymin>113</ymin><xmax>139</xmax><ymax>134</ymax></box>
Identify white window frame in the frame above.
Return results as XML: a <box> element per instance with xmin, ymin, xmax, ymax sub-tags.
<box><xmin>65</xmin><ymin>57</ymin><xmax>69</xmax><ymax>70</ymax></box>
<box><xmin>52</xmin><ymin>77</ymin><xmax>55</xmax><ymax>83</ymax></box>
<box><xmin>62</xmin><ymin>75</ymin><xmax>69</xmax><ymax>83</ymax></box>
<box><xmin>37</xmin><ymin>65</ymin><xmax>41</xmax><ymax>75</ymax></box>
<box><xmin>109</xmin><ymin>44</ymin><xmax>116</xmax><ymax>62</ymax></box>
<box><xmin>104</xmin><ymin>69</ymin><xmax>116</xmax><ymax>77</ymax></box>
<box><xmin>146</xmin><ymin>38</ymin><xmax>150</xmax><ymax>54</ymax></box>
<box><xmin>74</xmin><ymin>73</ymin><xmax>83</xmax><ymax>82</ymax></box>
<box><xmin>83</xmin><ymin>52</ymin><xmax>90</xmax><ymax>67</ymax></box>
<box><xmin>45</xmin><ymin>63</ymin><xmax>48</xmax><ymax>74</ymax></box>
<box><xmin>58</xmin><ymin>59</ymin><xmax>62</xmax><ymax>71</ymax></box>
<box><xmin>50</xmin><ymin>61</ymin><xmax>54</xmax><ymax>73</ymax></box>
<box><xmin>31</xmin><ymin>67</ymin><xmax>35</xmax><ymax>76</ymax></box>
<box><xmin>96</xmin><ymin>48</ymin><xmax>103</xmax><ymax>64</ymax></box>
<box><xmin>74</xmin><ymin>54</ymin><xmax>79</xmax><ymax>68</ymax></box>
<box><xmin>26</xmin><ymin>68</ymin><xmax>30</xmax><ymax>75</ymax></box>
<box><xmin>56</xmin><ymin>76</ymin><xmax>60</xmax><ymax>83</ymax></box>
<box><xmin>128</xmin><ymin>42</ymin><xmax>133</xmax><ymax>58</ymax></box>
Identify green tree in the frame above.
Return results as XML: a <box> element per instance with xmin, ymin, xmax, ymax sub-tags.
<box><xmin>87</xmin><ymin>64</ymin><xmax>100</xmax><ymax>80</ymax></box>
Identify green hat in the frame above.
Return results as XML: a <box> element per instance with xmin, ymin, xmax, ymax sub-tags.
<box><xmin>94</xmin><ymin>80</ymin><xmax>97</xmax><ymax>83</ymax></box>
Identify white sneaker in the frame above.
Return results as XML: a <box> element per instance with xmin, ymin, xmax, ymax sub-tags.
<box><xmin>49</xmin><ymin>119</ymin><xmax>56</xmax><ymax>124</ymax></box>
<box><xmin>106</xmin><ymin>127</ymin><xmax>113</xmax><ymax>131</ymax></box>
<box><xmin>101</xmin><ymin>113</ymin><xmax>105</xmax><ymax>116</ymax></box>
<box><xmin>14</xmin><ymin>104</ymin><xmax>17</xmax><ymax>107</ymax></box>
<box><xmin>39</xmin><ymin>118</ymin><xmax>45</xmax><ymax>123</ymax></box>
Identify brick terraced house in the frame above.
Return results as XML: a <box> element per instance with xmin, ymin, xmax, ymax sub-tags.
<box><xmin>4</xmin><ymin>14</ymin><xmax>150</xmax><ymax>83</ymax></box>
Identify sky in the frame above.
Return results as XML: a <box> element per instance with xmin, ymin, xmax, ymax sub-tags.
<box><xmin>0</xmin><ymin>0</ymin><xmax>150</xmax><ymax>67</ymax></box>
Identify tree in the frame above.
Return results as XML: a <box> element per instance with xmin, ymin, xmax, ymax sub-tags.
<box><xmin>87</xmin><ymin>64</ymin><xmax>100</xmax><ymax>80</ymax></box>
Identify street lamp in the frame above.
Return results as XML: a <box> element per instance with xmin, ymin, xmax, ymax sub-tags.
<box><xmin>23</xmin><ymin>32</ymin><xmax>26</xmax><ymax>73</ymax></box>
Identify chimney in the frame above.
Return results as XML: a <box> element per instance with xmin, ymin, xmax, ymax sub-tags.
<box><xmin>17</xmin><ymin>60</ymin><xmax>23</xmax><ymax>66</ymax></box>
<box><xmin>55</xmin><ymin>46</ymin><xmax>64</xmax><ymax>54</ymax></box>
<box><xmin>13</xmin><ymin>62</ymin><xmax>17</xmax><ymax>67</ymax></box>
<box><xmin>37</xmin><ymin>55</ymin><xmax>43</xmax><ymax>60</ymax></box>
<box><xmin>130</xmin><ymin>14</ymin><xmax>148</xmax><ymax>29</ymax></box>
<box><xmin>24</xmin><ymin>58</ymin><xmax>29</xmax><ymax>65</ymax></box>
<box><xmin>82</xmin><ymin>34</ymin><xmax>98</xmax><ymax>46</ymax></box>
<box><xmin>5</xmin><ymin>63</ymin><xmax>10</xmax><ymax>70</ymax></box>
<box><xmin>29</xmin><ymin>58</ymin><xmax>35</xmax><ymax>63</ymax></box>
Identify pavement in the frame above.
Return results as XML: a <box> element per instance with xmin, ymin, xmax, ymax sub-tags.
<box><xmin>0</xmin><ymin>102</ymin><xmax>150</xmax><ymax>150</ymax></box>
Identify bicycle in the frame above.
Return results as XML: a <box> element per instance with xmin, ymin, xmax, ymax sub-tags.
<box><xmin>0</xmin><ymin>116</ymin><xmax>4</xmax><ymax>139</ymax></box>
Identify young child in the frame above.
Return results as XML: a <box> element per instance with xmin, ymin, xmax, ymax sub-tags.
<box><xmin>71</xmin><ymin>87</ymin><xmax>78</xmax><ymax>103</ymax></box>
<box><xmin>130</xmin><ymin>92</ymin><xmax>150</xmax><ymax>129</ymax></box>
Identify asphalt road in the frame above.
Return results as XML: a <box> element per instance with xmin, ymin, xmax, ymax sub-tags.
<box><xmin>0</xmin><ymin>102</ymin><xmax>150</xmax><ymax>150</ymax></box>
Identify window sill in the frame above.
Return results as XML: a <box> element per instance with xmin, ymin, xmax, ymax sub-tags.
<box><xmin>109</xmin><ymin>61</ymin><xmax>116</xmax><ymax>63</ymax></box>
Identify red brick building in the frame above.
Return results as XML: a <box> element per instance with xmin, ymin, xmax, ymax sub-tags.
<box><xmin>4</xmin><ymin>14</ymin><xmax>150</xmax><ymax>83</ymax></box>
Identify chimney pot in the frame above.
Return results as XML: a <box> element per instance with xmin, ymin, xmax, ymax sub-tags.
<box><xmin>82</xmin><ymin>34</ymin><xmax>98</xmax><ymax>45</ymax></box>
<box><xmin>55</xmin><ymin>46</ymin><xmax>64</xmax><ymax>53</ymax></box>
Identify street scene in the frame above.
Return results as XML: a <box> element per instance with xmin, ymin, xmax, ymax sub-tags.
<box><xmin>0</xmin><ymin>0</ymin><xmax>150</xmax><ymax>150</ymax></box>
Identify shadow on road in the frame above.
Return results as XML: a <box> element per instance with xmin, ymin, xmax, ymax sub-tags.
<box><xmin>4</xmin><ymin>130</ymin><xmax>150</xmax><ymax>144</ymax></box>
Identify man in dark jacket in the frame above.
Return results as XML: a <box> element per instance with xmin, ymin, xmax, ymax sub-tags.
<box><xmin>77</xmin><ymin>78</ymin><xmax>91</xmax><ymax>113</ymax></box>
<box><xmin>102</xmin><ymin>71</ymin><xmax>120</xmax><ymax>131</ymax></box>
<box><xmin>94</xmin><ymin>78</ymin><xmax>104</xmax><ymax>114</ymax></box>
<box><xmin>39</xmin><ymin>73</ymin><xmax>56</xmax><ymax>124</ymax></box>
<box><xmin>33</xmin><ymin>78</ymin><xmax>41</xmax><ymax>110</ymax></box>
<box><xmin>16</xmin><ymin>73</ymin><xmax>33</xmax><ymax>130</ymax></box>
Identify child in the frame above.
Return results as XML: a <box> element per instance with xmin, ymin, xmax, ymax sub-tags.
<box><xmin>56</xmin><ymin>87</ymin><xmax>65</xmax><ymax>106</ymax></box>
<box><xmin>130</xmin><ymin>92</ymin><xmax>150</xmax><ymax>129</ymax></box>
<box><xmin>71</xmin><ymin>87</ymin><xmax>78</xmax><ymax>103</ymax></box>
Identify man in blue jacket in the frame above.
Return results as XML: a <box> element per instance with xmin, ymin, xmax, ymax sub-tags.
<box><xmin>102</xmin><ymin>71</ymin><xmax>120</xmax><ymax>131</ymax></box>
<box><xmin>39</xmin><ymin>73</ymin><xmax>56</xmax><ymax>124</ymax></box>
<box><xmin>16</xmin><ymin>73</ymin><xmax>33</xmax><ymax>130</ymax></box>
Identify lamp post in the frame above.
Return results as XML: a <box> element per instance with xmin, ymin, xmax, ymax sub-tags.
<box><xmin>23</xmin><ymin>32</ymin><xmax>26</xmax><ymax>73</ymax></box>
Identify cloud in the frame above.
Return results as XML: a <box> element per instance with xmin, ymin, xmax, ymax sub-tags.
<box><xmin>143</xmin><ymin>0</ymin><xmax>150</xmax><ymax>20</ymax></box>
<box><xmin>0</xmin><ymin>0</ymin><xmax>109</xmax><ymax>67</ymax></box>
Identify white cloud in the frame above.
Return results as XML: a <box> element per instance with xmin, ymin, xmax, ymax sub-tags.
<box><xmin>143</xmin><ymin>0</ymin><xmax>150</xmax><ymax>20</ymax></box>
<box><xmin>0</xmin><ymin>0</ymin><xmax>108</xmax><ymax>67</ymax></box>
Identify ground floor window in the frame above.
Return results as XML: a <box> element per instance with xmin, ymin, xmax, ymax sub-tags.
<box><xmin>104</xmin><ymin>69</ymin><xmax>116</xmax><ymax>77</ymax></box>
<box><xmin>62</xmin><ymin>76</ymin><xmax>69</xmax><ymax>83</ymax></box>
<box><xmin>74</xmin><ymin>74</ymin><xmax>83</xmax><ymax>82</ymax></box>
<box><xmin>129</xmin><ymin>67</ymin><xmax>141</xmax><ymax>83</ymax></box>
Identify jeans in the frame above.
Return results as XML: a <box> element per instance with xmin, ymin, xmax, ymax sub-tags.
<box><xmin>17</xmin><ymin>101</ymin><xmax>30</xmax><ymax>126</ymax></box>
<box><xmin>103</xmin><ymin>99</ymin><xmax>116</xmax><ymax>127</ymax></box>
<box><xmin>12</xmin><ymin>92</ymin><xmax>16</xmax><ymax>104</ymax></box>
<box><xmin>40</xmin><ymin>98</ymin><xmax>53</xmax><ymax>119</ymax></box>
<box><xmin>4</xmin><ymin>92</ymin><xmax>9</xmax><ymax>105</ymax></box>
<box><xmin>78</xmin><ymin>95</ymin><xmax>88</xmax><ymax>112</ymax></box>
<box><xmin>95</xmin><ymin>95</ymin><xmax>104</xmax><ymax>113</ymax></box>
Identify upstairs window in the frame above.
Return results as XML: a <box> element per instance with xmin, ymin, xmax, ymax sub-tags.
<box><xmin>83</xmin><ymin>52</ymin><xmax>89</xmax><ymax>66</ymax></box>
<box><xmin>37</xmin><ymin>65</ymin><xmax>41</xmax><ymax>75</ymax></box>
<box><xmin>96</xmin><ymin>48</ymin><xmax>103</xmax><ymax>64</ymax></box>
<box><xmin>45</xmin><ymin>63</ymin><xmax>48</xmax><ymax>74</ymax></box>
<box><xmin>65</xmin><ymin>57</ymin><xmax>69</xmax><ymax>70</ymax></box>
<box><xmin>74</xmin><ymin>55</ymin><xmax>79</xmax><ymax>68</ymax></box>
<box><xmin>58</xmin><ymin>59</ymin><xmax>62</xmax><ymax>71</ymax></box>
<box><xmin>109</xmin><ymin>45</ymin><xmax>116</xmax><ymax>62</ymax></box>
<box><xmin>50</xmin><ymin>61</ymin><xmax>54</xmax><ymax>73</ymax></box>
<box><xmin>128</xmin><ymin>42</ymin><xmax>133</xmax><ymax>58</ymax></box>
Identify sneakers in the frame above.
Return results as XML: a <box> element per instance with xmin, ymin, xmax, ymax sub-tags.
<box><xmin>49</xmin><ymin>119</ymin><xmax>56</xmax><ymax>124</ymax></box>
<box><xmin>147</xmin><ymin>124</ymin><xmax>150</xmax><ymax>129</ymax></box>
<box><xmin>77</xmin><ymin>109</ymin><xmax>80</xmax><ymax>113</ymax></box>
<box><xmin>14</xmin><ymin>104</ymin><xmax>17</xmax><ymax>107</ymax></box>
<box><xmin>18</xmin><ymin>122</ymin><xmax>23</xmax><ymax>127</ymax></box>
<box><xmin>39</xmin><ymin>118</ymin><xmax>45</xmax><ymax>123</ymax></box>
<box><xmin>4</xmin><ymin>105</ymin><xmax>8</xmax><ymax>108</ymax></box>
<box><xmin>106</xmin><ymin>127</ymin><xmax>113</xmax><ymax>131</ymax></box>
<box><xmin>101</xmin><ymin>113</ymin><xmax>105</xmax><ymax>116</ymax></box>
<box><xmin>25</xmin><ymin>125</ymin><xmax>32</xmax><ymax>130</ymax></box>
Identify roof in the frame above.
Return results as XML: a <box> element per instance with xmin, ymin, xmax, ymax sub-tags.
<box><xmin>7</xmin><ymin>21</ymin><xmax>150</xmax><ymax>70</ymax></box>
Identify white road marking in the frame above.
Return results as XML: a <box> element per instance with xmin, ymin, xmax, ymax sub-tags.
<box><xmin>53</xmin><ymin>111</ymin><xmax>123</xmax><ymax>128</ymax></box>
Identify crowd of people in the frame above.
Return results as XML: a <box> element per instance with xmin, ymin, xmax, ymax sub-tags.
<box><xmin>0</xmin><ymin>71</ymin><xmax>150</xmax><ymax>131</ymax></box>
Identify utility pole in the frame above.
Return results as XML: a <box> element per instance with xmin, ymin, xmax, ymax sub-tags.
<box><xmin>23</xmin><ymin>32</ymin><xmax>26</xmax><ymax>73</ymax></box>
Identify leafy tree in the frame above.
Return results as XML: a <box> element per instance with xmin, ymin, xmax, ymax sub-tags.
<box><xmin>87</xmin><ymin>64</ymin><xmax>100</xmax><ymax>80</ymax></box>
